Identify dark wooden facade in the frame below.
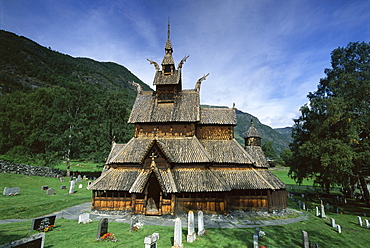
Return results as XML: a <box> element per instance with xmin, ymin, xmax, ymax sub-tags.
<box><xmin>87</xmin><ymin>24</ymin><xmax>287</xmax><ymax>215</ymax></box>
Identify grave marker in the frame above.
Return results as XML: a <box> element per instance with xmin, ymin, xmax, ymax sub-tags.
<box><xmin>315</xmin><ymin>206</ymin><xmax>320</xmax><ymax>217</ymax></box>
<box><xmin>302</xmin><ymin>230</ymin><xmax>309</xmax><ymax>248</ymax></box>
<box><xmin>253</xmin><ymin>233</ymin><xmax>259</xmax><ymax>248</ymax></box>
<box><xmin>41</xmin><ymin>185</ymin><xmax>48</xmax><ymax>190</ymax></box>
<box><xmin>0</xmin><ymin>233</ymin><xmax>45</xmax><ymax>248</ymax></box>
<box><xmin>198</xmin><ymin>210</ymin><xmax>205</xmax><ymax>236</ymax></box>
<box><xmin>3</xmin><ymin>187</ymin><xmax>20</xmax><ymax>196</ymax></box>
<box><xmin>59</xmin><ymin>177</ymin><xmax>64</xmax><ymax>182</ymax></box>
<box><xmin>78</xmin><ymin>213</ymin><xmax>91</xmax><ymax>224</ymax></box>
<box><xmin>187</xmin><ymin>211</ymin><xmax>196</xmax><ymax>243</ymax></box>
<box><xmin>172</xmin><ymin>217</ymin><xmax>183</xmax><ymax>248</ymax></box>
<box><xmin>320</xmin><ymin>205</ymin><xmax>326</xmax><ymax>218</ymax></box>
<box><xmin>330</xmin><ymin>218</ymin><xmax>337</xmax><ymax>228</ymax></box>
<box><xmin>358</xmin><ymin>216</ymin><xmax>363</xmax><ymax>226</ymax></box>
<box><xmin>365</xmin><ymin>219</ymin><xmax>369</xmax><ymax>229</ymax></box>
<box><xmin>144</xmin><ymin>233</ymin><xmax>159</xmax><ymax>248</ymax></box>
<box><xmin>69</xmin><ymin>180</ymin><xmax>76</xmax><ymax>194</ymax></box>
<box><xmin>60</xmin><ymin>185</ymin><xmax>67</xmax><ymax>190</ymax></box>
<box><xmin>337</xmin><ymin>225</ymin><xmax>342</xmax><ymax>233</ymax></box>
<box><xmin>96</xmin><ymin>218</ymin><xmax>109</xmax><ymax>240</ymax></box>
<box><xmin>31</xmin><ymin>215</ymin><xmax>56</xmax><ymax>231</ymax></box>
<box><xmin>46</xmin><ymin>188</ymin><xmax>55</xmax><ymax>195</ymax></box>
<box><xmin>78</xmin><ymin>184</ymin><xmax>83</xmax><ymax>189</ymax></box>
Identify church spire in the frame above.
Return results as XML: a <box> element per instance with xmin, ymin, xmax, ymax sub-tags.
<box><xmin>162</xmin><ymin>20</ymin><xmax>175</xmax><ymax>75</ymax></box>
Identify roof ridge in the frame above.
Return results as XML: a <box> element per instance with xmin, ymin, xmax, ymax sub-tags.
<box><xmin>251</xmin><ymin>167</ymin><xmax>276</xmax><ymax>190</ymax></box>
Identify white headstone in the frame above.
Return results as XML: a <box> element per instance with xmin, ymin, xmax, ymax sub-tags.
<box><xmin>302</xmin><ymin>230</ymin><xmax>309</xmax><ymax>248</ymax></box>
<box><xmin>330</xmin><ymin>218</ymin><xmax>337</xmax><ymax>228</ymax></box>
<box><xmin>173</xmin><ymin>218</ymin><xmax>183</xmax><ymax>248</ymax></box>
<box><xmin>358</xmin><ymin>216</ymin><xmax>363</xmax><ymax>226</ymax></box>
<box><xmin>3</xmin><ymin>187</ymin><xmax>20</xmax><ymax>196</ymax></box>
<box><xmin>320</xmin><ymin>205</ymin><xmax>326</xmax><ymax>218</ymax></box>
<box><xmin>365</xmin><ymin>219</ymin><xmax>369</xmax><ymax>229</ymax></box>
<box><xmin>253</xmin><ymin>233</ymin><xmax>259</xmax><ymax>248</ymax></box>
<box><xmin>46</xmin><ymin>188</ymin><xmax>55</xmax><ymax>195</ymax></box>
<box><xmin>69</xmin><ymin>180</ymin><xmax>76</xmax><ymax>194</ymax></box>
<box><xmin>187</xmin><ymin>211</ymin><xmax>196</xmax><ymax>243</ymax></box>
<box><xmin>144</xmin><ymin>232</ymin><xmax>159</xmax><ymax>248</ymax></box>
<box><xmin>78</xmin><ymin>184</ymin><xmax>83</xmax><ymax>189</ymax></box>
<box><xmin>198</xmin><ymin>211</ymin><xmax>205</xmax><ymax>236</ymax></box>
<box><xmin>315</xmin><ymin>206</ymin><xmax>320</xmax><ymax>217</ymax></box>
<box><xmin>337</xmin><ymin>225</ymin><xmax>342</xmax><ymax>233</ymax></box>
<box><xmin>78</xmin><ymin>213</ymin><xmax>91</xmax><ymax>224</ymax></box>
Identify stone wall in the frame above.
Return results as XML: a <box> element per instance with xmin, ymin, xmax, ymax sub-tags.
<box><xmin>0</xmin><ymin>160</ymin><xmax>66</xmax><ymax>177</ymax></box>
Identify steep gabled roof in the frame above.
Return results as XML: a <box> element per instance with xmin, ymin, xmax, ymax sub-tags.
<box><xmin>153</xmin><ymin>70</ymin><xmax>181</xmax><ymax>85</ymax></box>
<box><xmin>200</xmin><ymin>107</ymin><xmax>237</xmax><ymax>125</ymax></box>
<box><xmin>244</xmin><ymin>146</ymin><xmax>269</xmax><ymax>168</ymax></box>
<box><xmin>200</xmin><ymin>139</ymin><xmax>254</xmax><ymax>165</ymax></box>
<box><xmin>128</xmin><ymin>90</ymin><xmax>200</xmax><ymax>123</ymax></box>
<box><xmin>87</xmin><ymin>168</ymin><xmax>141</xmax><ymax>191</ymax></box>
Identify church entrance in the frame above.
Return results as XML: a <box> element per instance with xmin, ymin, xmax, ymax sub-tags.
<box><xmin>145</xmin><ymin>173</ymin><xmax>162</xmax><ymax>215</ymax></box>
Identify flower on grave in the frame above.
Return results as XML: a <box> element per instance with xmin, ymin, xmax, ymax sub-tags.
<box><xmin>259</xmin><ymin>246</ymin><xmax>267</xmax><ymax>248</ymax></box>
<box><xmin>258</xmin><ymin>231</ymin><xmax>266</xmax><ymax>239</ymax></box>
<box><xmin>100</xmin><ymin>232</ymin><xmax>119</xmax><ymax>242</ymax></box>
<box><xmin>43</xmin><ymin>225</ymin><xmax>54</xmax><ymax>232</ymax></box>
<box><xmin>133</xmin><ymin>221</ymin><xmax>143</xmax><ymax>231</ymax></box>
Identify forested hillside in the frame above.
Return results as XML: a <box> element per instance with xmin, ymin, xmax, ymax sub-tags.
<box><xmin>0</xmin><ymin>30</ymin><xmax>150</xmax><ymax>165</ymax></box>
<box><xmin>0</xmin><ymin>30</ymin><xmax>290</xmax><ymax>167</ymax></box>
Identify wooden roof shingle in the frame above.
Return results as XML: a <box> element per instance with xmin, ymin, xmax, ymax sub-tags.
<box><xmin>200</xmin><ymin>107</ymin><xmax>237</xmax><ymax>125</ymax></box>
<box><xmin>244</xmin><ymin>146</ymin><xmax>269</xmax><ymax>168</ymax></box>
<box><xmin>87</xmin><ymin>168</ymin><xmax>141</xmax><ymax>191</ymax></box>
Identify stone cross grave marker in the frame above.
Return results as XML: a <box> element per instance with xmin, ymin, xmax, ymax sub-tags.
<box><xmin>253</xmin><ymin>233</ymin><xmax>259</xmax><ymax>248</ymax></box>
<box><xmin>337</xmin><ymin>225</ymin><xmax>342</xmax><ymax>233</ymax></box>
<box><xmin>358</xmin><ymin>216</ymin><xmax>363</xmax><ymax>226</ymax></box>
<box><xmin>302</xmin><ymin>230</ymin><xmax>309</xmax><ymax>248</ymax></box>
<box><xmin>144</xmin><ymin>233</ymin><xmax>159</xmax><ymax>248</ymax></box>
<box><xmin>96</xmin><ymin>218</ymin><xmax>109</xmax><ymax>240</ymax></box>
<box><xmin>187</xmin><ymin>211</ymin><xmax>196</xmax><ymax>243</ymax></box>
<box><xmin>320</xmin><ymin>205</ymin><xmax>326</xmax><ymax>218</ymax></box>
<box><xmin>69</xmin><ymin>180</ymin><xmax>76</xmax><ymax>194</ymax></box>
<box><xmin>0</xmin><ymin>232</ymin><xmax>45</xmax><ymax>248</ymax></box>
<box><xmin>330</xmin><ymin>218</ymin><xmax>337</xmax><ymax>228</ymax></box>
<box><xmin>3</xmin><ymin>187</ymin><xmax>20</xmax><ymax>196</ymax></box>
<box><xmin>365</xmin><ymin>219</ymin><xmax>369</xmax><ymax>229</ymax></box>
<box><xmin>198</xmin><ymin>210</ymin><xmax>205</xmax><ymax>236</ymax></box>
<box><xmin>31</xmin><ymin>215</ymin><xmax>56</xmax><ymax>231</ymax></box>
<box><xmin>172</xmin><ymin>217</ymin><xmax>183</xmax><ymax>248</ymax></box>
<box><xmin>46</xmin><ymin>188</ymin><xmax>55</xmax><ymax>195</ymax></box>
<box><xmin>78</xmin><ymin>213</ymin><xmax>91</xmax><ymax>224</ymax></box>
<box><xmin>41</xmin><ymin>185</ymin><xmax>48</xmax><ymax>190</ymax></box>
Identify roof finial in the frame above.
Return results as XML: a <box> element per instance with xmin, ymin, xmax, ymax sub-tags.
<box><xmin>167</xmin><ymin>17</ymin><xmax>170</xmax><ymax>39</ymax></box>
<box><xmin>250</xmin><ymin>116</ymin><xmax>254</xmax><ymax>127</ymax></box>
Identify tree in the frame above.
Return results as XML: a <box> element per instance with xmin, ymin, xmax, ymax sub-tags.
<box><xmin>280</xmin><ymin>149</ymin><xmax>293</xmax><ymax>166</ymax></box>
<box><xmin>289</xmin><ymin>42</ymin><xmax>370</xmax><ymax>205</ymax></box>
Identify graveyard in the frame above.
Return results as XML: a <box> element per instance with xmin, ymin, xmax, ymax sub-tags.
<box><xmin>1</xmin><ymin>171</ymin><xmax>370</xmax><ymax>247</ymax></box>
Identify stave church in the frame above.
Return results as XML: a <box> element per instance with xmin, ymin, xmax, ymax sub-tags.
<box><xmin>87</xmin><ymin>24</ymin><xmax>287</xmax><ymax>215</ymax></box>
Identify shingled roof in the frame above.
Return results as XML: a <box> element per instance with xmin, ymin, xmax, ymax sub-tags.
<box><xmin>244</xmin><ymin>146</ymin><xmax>269</xmax><ymax>167</ymax></box>
<box><xmin>128</xmin><ymin>90</ymin><xmax>200</xmax><ymax>123</ymax></box>
<box><xmin>200</xmin><ymin>107</ymin><xmax>237</xmax><ymax>125</ymax></box>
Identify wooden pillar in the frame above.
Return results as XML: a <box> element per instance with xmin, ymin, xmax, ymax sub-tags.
<box><xmin>267</xmin><ymin>190</ymin><xmax>273</xmax><ymax>213</ymax></box>
<box><xmin>131</xmin><ymin>194</ymin><xmax>136</xmax><ymax>214</ymax></box>
<box><xmin>171</xmin><ymin>194</ymin><xmax>176</xmax><ymax>215</ymax></box>
<box><xmin>91</xmin><ymin>191</ymin><xmax>95</xmax><ymax>210</ymax></box>
<box><xmin>159</xmin><ymin>191</ymin><xmax>163</xmax><ymax>215</ymax></box>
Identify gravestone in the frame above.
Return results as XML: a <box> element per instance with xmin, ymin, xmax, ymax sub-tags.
<box><xmin>96</xmin><ymin>218</ymin><xmax>109</xmax><ymax>240</ymax></box>
<box><xmin>320</xmin><ymin>205</ymin><xmax>326</xmax><ymax>218</ymax></box>
<box><xmin>187</xmin><ymin>211</ymin><xmax>196</xmax><ymax>243</ymax></box>
<box><xmin>315</xmin><ymin>206</ymin><xmax>320</xmax><ymax>217</ymax></box>
<box><xmin>31</xmin><ymin>215</ymin><xmax>56</xmax><ymax>231</ymax></box>
<box><xmin>78</xmin><ymin>184</ymin><xmax>83</xmax><ymax>189</ymax></box>
<box><xmin>198</xmin><ymin>210</ymin><xmax>205</xmax><ymax>236</ymax></box>
<box><xmin>302</xmin><ymin>203</ymin><xmax>306</xmax><ymax>210</ymax></box>
<box><xmin>69</xmin><ymin>180</ymin><xmax>76</xmax><ymax>194</ymax></box>
<box><xmin>46</xmin><ymin>188</ymin><xmax>55</xmax><ymax>195</ymax></box>
<box><xmin>337</xmin><ymin>225</ymin><xmax>342</xmax><ymax>233</ymax></box>
<box><xmin>144</xmin><ymin>233</ymin><xmax>159</xmax><ymax>248</ymax></box>
<box><xmin>172</xmin><ymin>217</ymin><xmax>183</xmax><ymax>248</ymax></box>
<box><xmin>330</xmin><ymin>218</ymin><xmax>337</xmax><ymax>228</ymax></box>
<box><xmin>41</xmin><ymin>185</ymin><xmax>48</xmax><ymax>190</ymax></box>
<box><xmin>78</xmin><ymin>213</ymin><xmax>91</xmax><ymax>224</ymax></box>
<box><xmin>253</xmin><ymin>233</ymin><xmax>259</xmax><ymax>248</ymax></box>
<box><xmin>325</xmin><ymin>203</ymin><xmax>330</xmax><ymax>210</ymax></box>
<box><xmin>302</xmin><ymin>230</ymin><xmax>309</xmax><ymax>248</ymax></box>
<box><xmin>358</xmin><ymin>216</ymin><xmax>363</xmax><ymax>226</ymax></box>
<box><xmin>0</xmin><ymin>232</ymin><xmax>45</xmax><ymax>248</ymax></box>
<box><xmin>333</xmin><ymin>206</ymin><xmax>339</xmax><ymax>214</ymax></box>
<box><xmin>60</xmin><ymin>185</ymin><xmax>67</xmax><ymax>190</ymax></box>
<box><xmin>59</xmin><ymin>177</ymin><xmax>64</xmax><ymax>182</ymax></box>
<box><xmin>130</xmin><ymin>216</ymin><xmax>138</xmax><ymax>232</ymax></box>
<box><xmin>3</xmin><ymin>187</ymin><xmax>20</xmax><ymax>196</ymax></box>
<box><xmin>365</xmin><ymin>219</ymin><xmax>369</xmax><ymax>229</ymax></box>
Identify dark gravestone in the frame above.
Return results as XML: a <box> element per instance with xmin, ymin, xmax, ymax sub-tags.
<box><xmin>31</xmin><ymin>215</ymin><xmax>56</xmax><ymax>231</ymax></box>
<box><xmin>96</xmin><ymin>218</ymin><xmax>109</xmax><ymax>240</ymax></box>
<box><xmin>3</xmin><ymin>187</ymin><xmax>20</xmax><ymax>196</ymax></box>
<box><xmin>0</xmin><ymin>233</ymin><xmax>45</xmax><ymax>248</ymax></box>
<box><xmin>41</xmin><ymin>185</ymin><xmax>48</xmax><ymax>190</ymax></box>
<box><xmin>60</xmin><ymin>185</ymin><xmax>67</xmax><ymax>190</ymax></box>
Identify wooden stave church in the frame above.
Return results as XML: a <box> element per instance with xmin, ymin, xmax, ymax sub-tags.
<box><xmin>87</xmin><ymin>25</ymin><xmax>287</xmax><ymax>215</ymax></box>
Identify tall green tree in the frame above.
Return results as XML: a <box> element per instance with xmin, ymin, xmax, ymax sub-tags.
<box><xmin>289</xmin><ymin>42</ymin><xmax>370</xmax><ymax>205</ymax></box>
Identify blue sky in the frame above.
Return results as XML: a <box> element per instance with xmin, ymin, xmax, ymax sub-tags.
<box><xmin>1</xmin><ymin>0</ymin><xmax>369</xmax><ymax>128</ymax></box>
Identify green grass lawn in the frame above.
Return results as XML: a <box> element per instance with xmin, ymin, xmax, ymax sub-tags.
<box><xmin>53</xmin><ymin>160</ymin><xmax>104</xmax><ymax>172</ymax></box>
<box><xmin>269</xmin><ymin>167</ymin><xmax>313</xmax><ymax>185</ymax></box>
<box><xmin>0</xmin><ymin>173</ymin><xmax>91</xmax><ymax>219</ymax></box>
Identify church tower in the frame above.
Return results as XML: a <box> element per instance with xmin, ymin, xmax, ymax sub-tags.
<box><xmin>245</xmin><ymin>118</ymin><xmax>262</xmax><ymax>147</ymax></box>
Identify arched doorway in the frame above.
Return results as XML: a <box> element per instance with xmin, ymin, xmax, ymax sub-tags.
<box><xmin>145</xmin><ymin>173</ymin><xmax>162</xmax><ymax>215</ymax></box>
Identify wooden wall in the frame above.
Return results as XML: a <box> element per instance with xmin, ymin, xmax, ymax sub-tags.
<box><xmin>134</xmin><ymin>123</ymin><xmax>195</xmax><ymax>138</ymax></box>
<box><xmin>196</xmin><ymin>125</ymin><xmax>233</xmax><ymax>140</ymax></box>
